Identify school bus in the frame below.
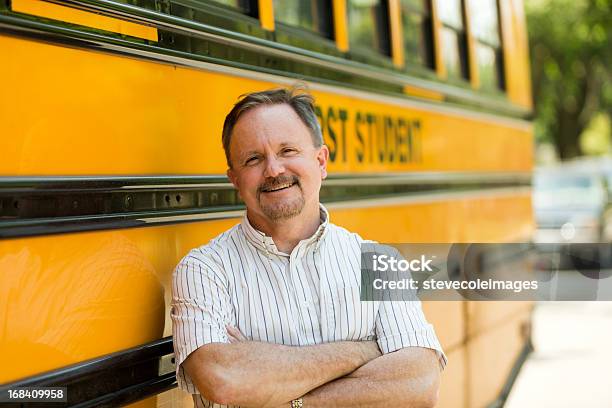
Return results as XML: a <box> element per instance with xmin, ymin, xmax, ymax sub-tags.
<box><xmin>0</xmin><ymin>0</ymin><xmax>533</xmax><ymax>407</ymax></box>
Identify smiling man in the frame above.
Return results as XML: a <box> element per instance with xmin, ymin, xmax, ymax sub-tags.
<box><xmin>171</xmin><ymin>87</ymin><xmax>447</xmax><ymax>408</ymax></box>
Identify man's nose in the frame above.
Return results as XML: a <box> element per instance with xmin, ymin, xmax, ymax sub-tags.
<box><xmin>263</xmin><ymin>156</ymin><xmax>285</xmax><ymax>178</ymax></box>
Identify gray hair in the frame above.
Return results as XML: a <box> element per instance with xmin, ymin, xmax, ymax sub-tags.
<box><xmin>222</xmin><ymin>86</ymin><xmax>323</xmax><ymax>167</ymax></box>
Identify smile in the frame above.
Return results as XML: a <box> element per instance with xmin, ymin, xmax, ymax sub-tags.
<box><xmin>261</xmin><ymin>181</ymin><xmax>297</xmax><ymax>193</ymax></box>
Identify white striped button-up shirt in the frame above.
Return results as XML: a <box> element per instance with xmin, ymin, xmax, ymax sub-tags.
<box><xmin>171</xmin><ymin>205</ymin><xmax>447</xmax><ymax>408</ymax></box>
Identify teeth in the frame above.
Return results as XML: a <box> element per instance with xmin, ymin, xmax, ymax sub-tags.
<box><xmin>267</xmin><ymin>182</ymin><xmax>293</xmax><ymax>191</ymax></box>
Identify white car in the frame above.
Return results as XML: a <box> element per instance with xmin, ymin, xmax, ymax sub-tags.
<box><xmin>533</xmin><ymin>166</ymin><xmax>612</xmax><ymax>270</ymax></box>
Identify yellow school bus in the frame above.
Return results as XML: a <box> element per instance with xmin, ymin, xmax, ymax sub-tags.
<box><xmin>0</xmin><ymin>0</ymin><xmax>533</xmax><ymax>407</ymax></box>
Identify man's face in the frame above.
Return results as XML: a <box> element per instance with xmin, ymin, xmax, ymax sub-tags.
<box><xmin>227</xmin><ymin>104</ymin><xmax>329</xmax><ymax>223</ymax></box>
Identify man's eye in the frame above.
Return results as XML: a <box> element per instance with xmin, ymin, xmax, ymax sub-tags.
<box><xmin>245</xmin><ymin>157</ymin><xmax>259</xmax><ymax>165</ymax></box>
<box><xmin>282</xmin><ymin>148</ymin><xmax>296</xmax><ymax>154</ymax></box>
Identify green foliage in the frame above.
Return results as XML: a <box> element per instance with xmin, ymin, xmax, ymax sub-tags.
<box><xmin>580</xmin><ymin>112</ymin><xmax>611</xmax><ymax>155</ymax></box>
<box><xmin>526</xmin><ymin>0</ymin><xmax>612</xmax><ymax>159</ymax></box>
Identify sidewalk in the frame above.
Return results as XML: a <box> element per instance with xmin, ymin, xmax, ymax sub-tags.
<box><xmin>505</xmin><ymin>301</ymin><xmax>612</xmax><ymax>407</ymax></box>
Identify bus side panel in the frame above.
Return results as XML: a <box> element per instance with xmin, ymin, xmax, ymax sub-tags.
<box><xmin>0</xmin><ymin>35</ymin><xmax>532</xmax><ymax>176</ymax></box>
<box><xmin>422</xmin><ymin>301</ymin><xmax>466</xmax><ymax>352</ymax></box>
<box><xmin>330</xmin><ymin>193</ymin><xmax>534</xmax><ymax>243</ymax></box>
<box><xmin>0</xmin><ymin>218</ymin><xmax>239</xmax><ymax>383</ymax></box>
<box><xmin>467</xmin><ymin>312</ymin><xmax>530</xmax><ymax>408</ymax></box>
<box><xmin>437</xmin><ymin>347</ymin><xmax>468</xmax><ymax>408</ymax></box>
<box><xmin>0</xmin><ymin>194</ymin><xmax>531</xmax><ymax>388</ymax></box>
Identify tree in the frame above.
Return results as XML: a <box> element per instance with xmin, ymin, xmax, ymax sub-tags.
<box><xmin>527</xmin><ymin>0</ymin><xmax>612</xmax><ymax>159</ymax></box>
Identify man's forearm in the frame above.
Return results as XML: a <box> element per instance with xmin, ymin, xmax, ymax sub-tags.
<box><xmin>184</xmin><ymin>340</ymin><xmax>381</xmax><ymax>407</ymax></box>
<box><xmin>300</xmin><ymin>347</ymin><xmax>441</xmax><ymax>408</ymax></box>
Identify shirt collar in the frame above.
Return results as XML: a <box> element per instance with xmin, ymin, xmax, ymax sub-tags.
<box><xmin>241</xmin><ymin>204</ymin><xmax>330</xmax><ymax>257</ymax></box>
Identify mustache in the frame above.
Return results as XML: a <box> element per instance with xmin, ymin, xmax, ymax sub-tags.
<box><xmin>258</xmin><ymin>175</ymin><xmax>300</xmax><ymax>193</ymax></box>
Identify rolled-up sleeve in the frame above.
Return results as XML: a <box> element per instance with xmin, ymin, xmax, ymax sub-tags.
<box><xmin>366</xmin><ymin>243</ymin><xmax>447</xmax><ymax>370</ymax></box>
<box><xmin>375</xmin><ymin>299</ymin><xmax>448</xmax><ymax>371</ymax></box>
<box><xmin>171</xmin><ymin>249</ymin><xmax>232</xmax><ymax>394</ymax></box>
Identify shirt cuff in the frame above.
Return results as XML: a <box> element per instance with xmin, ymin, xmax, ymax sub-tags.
<box><xmin>377</xmin><ymin>325</ymin><xmax>448</xmax><ymax>371</ymax></box>
<box><xmin>173</xmin><ymin>323</ymin><xmax>228</xmax><ymax>394</ymax></box>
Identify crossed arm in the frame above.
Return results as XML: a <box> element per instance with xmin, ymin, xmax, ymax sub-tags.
<box><xmin>182</xmin><ymin>327</ymin><xmax>441</xmax><ymax>408</ymax></box>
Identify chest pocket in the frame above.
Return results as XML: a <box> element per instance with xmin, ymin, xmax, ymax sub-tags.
<box><xmin>323</xmin><ymin>283</ymin><xmax>378</xmax><ymax>342</ymax></box>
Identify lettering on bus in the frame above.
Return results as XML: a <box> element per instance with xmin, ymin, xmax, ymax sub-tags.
<box><xmin>314</xmin><ymin>105</ymin><xmax>423</xmax><ymax>165</ymax></box>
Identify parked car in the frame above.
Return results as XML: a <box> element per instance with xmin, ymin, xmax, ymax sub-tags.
<box><xmin>533</xmin><ymin>164</ymin><xmax>612</xmax><ymax>270</ymax></box>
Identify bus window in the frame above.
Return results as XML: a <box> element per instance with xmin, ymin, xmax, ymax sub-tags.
<box><xmin>437</xmin><ymin>0</ymin><xmax>469</xmax><ymax>81</ymax></box>
<box><xmin>209</xmin><ymin>0</ymin><xmax>256</xmax><ymax>15</ymax></box>
<box><xmin>400</xmin><ymin>0</ymin><xmax>435</xmax><ymax>70</ymax></box>
<box><xmin>347</xmin><ymin>0</ymin><xmax>391</xmax><ymax>56</ymax></box>
<box><xmin>469</xmin><ymin>0</ymin><xmax>505</xmax><ymax>91</ymax></box>
<box><xmin>274</xmin><ymin>0</ymin><xmax>334</xmax><ymax>39</ymax></box>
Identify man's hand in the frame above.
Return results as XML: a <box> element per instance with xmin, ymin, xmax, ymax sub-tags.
<box><xmin>226</xmin><ymin>325</ymin><xmax>248</xmax><ymax>343</ymax></box>
<box><xmin>183</xmin><ymin>327</ymin><xmax>381</xmax><ymax>407</ymax></box>
<box><xmin>301</xmin><ymin>346</ymin><xmax>442</xmax><ymax>408</ymax></box>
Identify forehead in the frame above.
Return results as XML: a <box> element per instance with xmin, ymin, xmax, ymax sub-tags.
<box><xmin>230</xmin><ymin>104</ymin><xmax>313</xmax><ymax>151</ymax></box>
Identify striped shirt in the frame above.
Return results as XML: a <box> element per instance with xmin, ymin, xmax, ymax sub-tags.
<box><xmin>171</xmin><ymin>205</ymin><xmax>447</xmax><ymax>408</ymax></box>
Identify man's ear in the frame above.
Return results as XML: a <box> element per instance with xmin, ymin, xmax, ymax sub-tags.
<box><xmin>317</xmin><ymin>145</ymin><xmax>330</xmax><ymax>180</ymax></box>
<box><xmin>227</xmin><ymin>167</ymin><xmax>238</xmax><ymax>189</ymax></box>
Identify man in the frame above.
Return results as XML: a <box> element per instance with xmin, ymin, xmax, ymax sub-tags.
<box><xmin>171</xmin><ymin>87</ymin><xmax>447</xmax><ymax>408</ymax></box>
